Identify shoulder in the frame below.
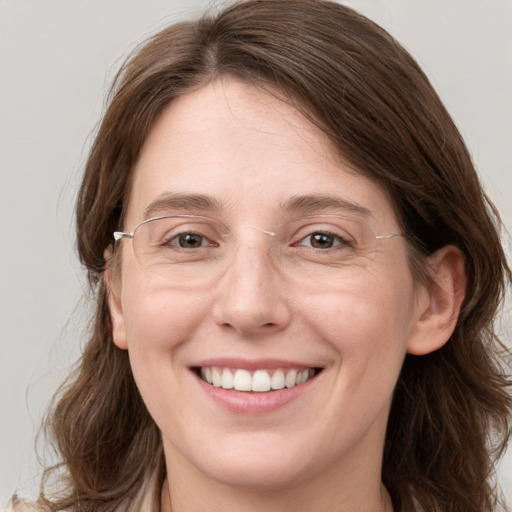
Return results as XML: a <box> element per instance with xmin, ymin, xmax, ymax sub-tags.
<box><xmin>2</xmin><ymin>496</ymin><xmax>42</xmax><ymax>512</ymax></box>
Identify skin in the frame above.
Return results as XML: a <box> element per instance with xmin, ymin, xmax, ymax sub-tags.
<box><xmin>107</xmin><ymin>78</ymin><xmax>466</xmax><ymax>512</ymax></box>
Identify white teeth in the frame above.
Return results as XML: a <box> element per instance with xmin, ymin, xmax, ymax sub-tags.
<box><xmin>271</xmin><ymin>369</ymin><xmax>285</xmax><ymax>390</ymax></box>
<box><xmin>212</xmin><ymin>367</ymin><xmax>222</xmax><ymax>387</ymax></box>
<box><xmin>298</xmin><ymin>369</ymin><xmax>309</xmax><ymax>384</ymax></box>
<box><xmin>285</xmin><ymin>369</ymin><xmax>297</xmax><ymax>388</ymax></box>
<box><xmin>201</xmin><ymin>367</ymin><xmax>213</xmax><ymax>384</ymax></box>
<box><xmin>233</xmin><ymin>369</ymin><xmax>252</xmax><ymax>391</ymax></box>
<box><xmin>252</xmin><ymin>370</ymin><xmax>271</xmax><ymax>392</ymax></box>
<box><xmin>221</xmin><ymin>368</ymin><xmax>234</xmax><ymax>389</ymax></box>
<box><xmin>200</xmin><ymin>367</ymin><xmax>317</xmax><ymax>392</ymax></box>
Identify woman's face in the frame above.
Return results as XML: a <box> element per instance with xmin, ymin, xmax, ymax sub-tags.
<box><xmin>109</xmin><ymin>79</ymin><xmax>428</xmax><ymax>492</ymax></box>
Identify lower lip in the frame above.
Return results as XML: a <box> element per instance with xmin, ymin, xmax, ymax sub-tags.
<box><xmin>194</xmin><ymin>373</ymin><xmax>316</xmax><ymax>414</ymax></box>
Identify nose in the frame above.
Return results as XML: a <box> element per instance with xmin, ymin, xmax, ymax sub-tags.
<box><xmin>212</xmin><ymin>243</ymin><xmax>292</xmax><ymax>337</ymax></box>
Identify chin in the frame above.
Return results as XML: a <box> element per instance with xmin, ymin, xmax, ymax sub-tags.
<box><xmin>201</xmin><ymin>456</ymin><xmax>313</xmax><ymax>492</ymax></box>
<box><xmin>170</xmin><ymin>430</ymin><xmax>324</xmax><ymax>492</ymax></box>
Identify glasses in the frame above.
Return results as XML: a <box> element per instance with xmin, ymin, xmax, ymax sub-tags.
<box><xmin>113</xmin><ymin>214</ymin><xmax>402</xmax><ymax>289</ymax></box>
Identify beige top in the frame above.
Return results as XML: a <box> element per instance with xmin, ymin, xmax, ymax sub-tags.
<box><xmin>2</xmin><ymin>497</ymin><xmax>40</xmax><ymax>512</ymax></box>
<box><xmin>3</xmin><ymin>466</ymin><xmax>161</xmax><ymax>512</ymax></box>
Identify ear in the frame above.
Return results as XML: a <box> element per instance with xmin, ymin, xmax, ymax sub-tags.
<box><xmin>407</xmin><ymin>245</ymin><xmax>467</xmax><ymax>356</ymax></box>
<box><xmin>104</xmin><ymin>257</ymin><xmax>128</xmax><ymax>351</ymax></box>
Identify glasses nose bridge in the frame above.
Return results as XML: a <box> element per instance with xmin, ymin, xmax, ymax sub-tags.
<box><xmin>223</xmin><ymin>224</ymin><xmax>282</xmax><ymax>273</ymax></box>
<box><xmin>239</xmin><ymin>224</ymin><xmax>277</xmax><ymax>237</ymax></box>
<box><xmin>227</xmin><ymin>223</ymin><xmax>278</xmax><ymax>249</ymax></box>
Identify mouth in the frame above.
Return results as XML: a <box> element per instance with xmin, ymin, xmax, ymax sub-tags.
<box><xmin>194</xmin><ymin>366</ymin><xmax>322</xmax><ymax>392</ymax></box>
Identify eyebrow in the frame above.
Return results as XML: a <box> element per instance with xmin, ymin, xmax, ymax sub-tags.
<box><xmin>280</xmin><ymin>194</ymin><xmax>373</xmax><ymax>218</ymax></box>
<box><xmin>143</xmin><ymin>193</ymin><xmax>223</xmax><ymax>219</ymax></box>
<box><xmin>143</xmin><ymin>192</ymin><xmax>372</xmax><ymax>220</ymax></box>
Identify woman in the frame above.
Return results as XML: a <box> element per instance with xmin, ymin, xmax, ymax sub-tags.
<box><xmin>8</xmin><ymin>0</ymin><xmax>511</xmax><ymax>511</ymax></box>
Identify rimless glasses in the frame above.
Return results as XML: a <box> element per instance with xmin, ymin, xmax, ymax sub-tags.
<box><xmin>113</xmin><ymin>214</ymin><xmax>402</xmax><ymax>289</ymax></box>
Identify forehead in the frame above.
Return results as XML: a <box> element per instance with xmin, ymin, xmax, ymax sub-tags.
<box><xmin>127</xmin><ymin>78</ymin><xmax>395</xmax><ymax>227</ymax></box>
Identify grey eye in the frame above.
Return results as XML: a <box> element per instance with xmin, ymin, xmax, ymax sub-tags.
<box><xmin>171</xmin><ymin>233</ymin><xmax>209</xmax><ymax>249</ymax></box>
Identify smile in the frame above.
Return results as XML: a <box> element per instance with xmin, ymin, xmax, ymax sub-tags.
<box><xmin>198</xmin><ymin>367</ymin><xmax>319</xmax><ymax>392</ymax></box>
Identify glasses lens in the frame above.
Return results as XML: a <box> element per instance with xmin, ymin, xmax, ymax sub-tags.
<box><xmin>132</xmin><ymin>215</ymin><xmax>230</xmax><ymax>279</ymax></box>
<box><xmin>130</xmin><ymin>214</ymin><xmax>386</xmax><ymax>289</ymax></box>
<box><xmin>271</xmin><ymin>215</ymin><xmax>378</xmax><ymax>287</ymax></box>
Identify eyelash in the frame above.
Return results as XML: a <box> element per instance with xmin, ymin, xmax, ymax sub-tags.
<box><xmin>295</xmin><ymin>231</ymin><xmax>354</xmax><ymax>250</ymax></box>
<box><xmin>161</xmin><ymin>229</ymin><xmax>354</xmax><ymax>251</ymax></box>
<box><xmin>162</xmin><ymin>231</ymin><xmax>216</xmax><ymax>249</ymax></box>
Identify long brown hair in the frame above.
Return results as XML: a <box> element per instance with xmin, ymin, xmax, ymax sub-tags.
<box><xmin>38</xmin><ymin>1</ymin><xmax>511</xmax><ymax>511</ymax></box>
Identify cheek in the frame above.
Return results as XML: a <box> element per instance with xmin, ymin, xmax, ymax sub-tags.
<box><xmin>118</xmin><ymin>256</ymin><xmax>212</xmax><ymax>384</ymax></box>
<box><xmin>122</xmin><ymin>287</ymin><xmax>209</xmax><ymax>352</ymax></box>
<box><xmin>300</xmin><ymin>268</ymin><xmax>416</xmax><ymax>387</ymax></box>
<box><xmin>119</xmin><ymin>282</ymin><xmax>212</xmax><ymax>428</ymax></box>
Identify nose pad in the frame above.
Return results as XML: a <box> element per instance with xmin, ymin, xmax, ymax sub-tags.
<box><xmin>212</xmin><ymin>241</ymin><xmax>291</xmax><ymax>337</ymax></box>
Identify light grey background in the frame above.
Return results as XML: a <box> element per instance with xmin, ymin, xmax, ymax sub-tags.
<box><xmin>1</xmin><ymin>0</ymin><xmax>511</xmax><ymax>506</ymax></box>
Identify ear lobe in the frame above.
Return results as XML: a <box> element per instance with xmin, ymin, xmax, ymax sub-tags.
<box><xmin>407</xmin><ymin>245</ymin><xmax>467</xmax><ymax>356</ymax></box>
<box><xmin>104</xmin><ymin>266</ymin><xmax>128</xmax><ymax>350</ymax></box>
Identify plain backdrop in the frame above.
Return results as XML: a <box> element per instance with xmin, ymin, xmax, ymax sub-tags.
<box><xmin>1</xmin><ymin>0</ymin><xmax>511</xmax><ymax>506</ymax></box>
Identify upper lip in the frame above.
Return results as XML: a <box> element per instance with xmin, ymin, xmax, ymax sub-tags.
<box><xmin>190</xmin><ymin>357</ymin><xmax>324</xmax><ymax>371</ymax></box>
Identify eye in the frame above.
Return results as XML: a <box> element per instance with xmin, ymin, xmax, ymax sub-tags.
<box><xmin>297</xmin><ymin>231</ymin><xmax>352</xmax><ymax>250</ymax></box>
<box><xmin>167</xmin><ymin>232</ymin><xmax>212</xmax><ymax>249</ymax></box>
